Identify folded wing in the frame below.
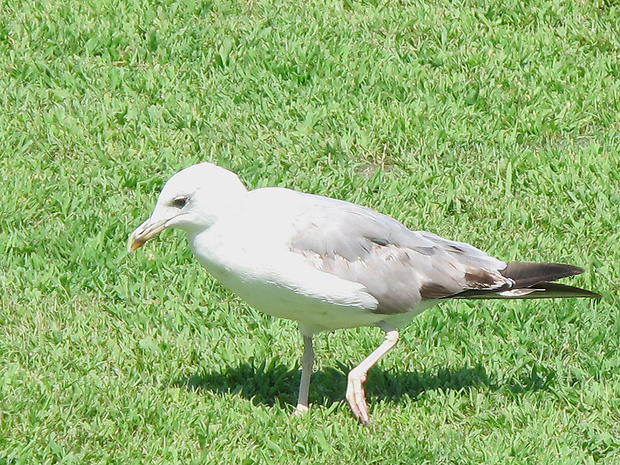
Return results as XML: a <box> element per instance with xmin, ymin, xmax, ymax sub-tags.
<box><xmin>287</xmin><ymin>194</ymin><xmax>599</xmax><ymax>314</ymax></box>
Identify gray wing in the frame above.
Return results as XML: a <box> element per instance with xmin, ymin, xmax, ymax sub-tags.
<box><xmin>287</xmin><ymin>193</ymin><xmax>509</xmax><ymax>314</ymax></box>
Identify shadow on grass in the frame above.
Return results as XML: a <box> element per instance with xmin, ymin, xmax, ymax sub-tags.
<box><xmin>173</xmin><ymin>359</ymin><xmax>553</xmax><ymax>408</ymax></box>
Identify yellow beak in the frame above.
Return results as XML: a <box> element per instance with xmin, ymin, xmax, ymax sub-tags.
<box><xmin>127</xmin><ymin>218</ymin><xmax>168</xmax><ymax>253</ymax></box>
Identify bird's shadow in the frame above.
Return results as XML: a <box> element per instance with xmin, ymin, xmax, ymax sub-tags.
<box><xmin>173</xmin><ymin>359</ymin><xmax>555</xmax><ymax>408</ymax></box>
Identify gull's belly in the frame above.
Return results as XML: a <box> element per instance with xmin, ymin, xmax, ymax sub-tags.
<box><xmin>189</xmin><ymin>231</ymin><xmax>383</xmax><ymax>333</ymax></box>
<box><xmin>215</xmin><ymin>270</ymin><xmax>384</xmax><ymax>332</ymax></box>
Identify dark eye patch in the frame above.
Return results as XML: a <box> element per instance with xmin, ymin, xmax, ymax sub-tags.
<box><xmin>172</xmin><ymin>196</ymin><xmax>189</xmax><ymax>209</ymax></box>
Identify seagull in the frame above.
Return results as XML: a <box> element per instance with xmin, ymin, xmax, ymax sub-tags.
<box><xmin>127</xmin><ymin>162</ymin><xmax>599</xmax><ymax>425</ymax></box>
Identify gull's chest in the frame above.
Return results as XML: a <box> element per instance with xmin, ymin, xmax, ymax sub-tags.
<box><xmin>186</xmin><ymin>224</ymin><xmax>383</xmax><ymax>332</ymax></box>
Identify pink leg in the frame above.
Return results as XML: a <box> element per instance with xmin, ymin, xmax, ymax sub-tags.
<box><xmin>345</xmin><ymin>323</ymin><xmax>399</xmax><ymax>425</ymax></box>
<box><xmin>295</xmin><ymin>335</ymin><xmax>314</xmax><ymax>415</ymax></box>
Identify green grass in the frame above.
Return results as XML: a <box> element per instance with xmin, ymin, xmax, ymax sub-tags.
<box><xmin>1</xmin><ymin>0</ymin><xmax>619</xmax><ymax>463</ymax></box>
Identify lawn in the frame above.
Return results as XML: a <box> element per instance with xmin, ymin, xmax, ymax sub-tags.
<box><xmin>1</xmin><ymin>0</ymin><xmax>619</xmax><ymax>463</ymax></box>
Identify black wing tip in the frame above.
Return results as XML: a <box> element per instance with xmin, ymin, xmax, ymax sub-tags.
<box><xmin>501</xmin><ymin>262</ymin><xmax>586</xmax><ymax>288</ymax></box>
<box><xmin>530</xmin><ymin>282</ymin><xmax>601</xmax><ymax>299</ymax></box>
<box><xmin>503</xmin><ymin>261</ymin><xmax>585</xmax><ymax>274</ymax></box>
<box><xmin>453</xmin><ymin>262</ymin><xmax>599</xmax><ymax>301</ymax></box>
<box><xmin>556</xmin><ymin>263</ymin><xmax>584</xmax><ymax>276</ymax></box>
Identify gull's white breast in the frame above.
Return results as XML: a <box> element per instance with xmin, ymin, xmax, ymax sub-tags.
<box><xmin>186</xmin><ymin>191</ymin><xmax>384</xmax><ymax>333</ymax></box>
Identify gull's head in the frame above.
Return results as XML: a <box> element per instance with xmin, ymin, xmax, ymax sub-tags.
<box><xmin>127</xmin><ymin>162</ymin><xmax>247</xmax><ymax>253</ymax></box>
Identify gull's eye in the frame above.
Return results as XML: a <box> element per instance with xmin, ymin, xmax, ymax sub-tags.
<box><xmin>171</xmin><ymin>196</ymin><xmax>189</xmax><ymax>209</ymax></box>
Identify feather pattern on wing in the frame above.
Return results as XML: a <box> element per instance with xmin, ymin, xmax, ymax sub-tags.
<box><xmin>284</xmin><ymin>192</ymin><xmax>598</xmax><ymax>313</ymax></box>
<box><xmin>287</xmin><ymin>193</ymin><xmax>512</xmax><ymax>314</ymax></box>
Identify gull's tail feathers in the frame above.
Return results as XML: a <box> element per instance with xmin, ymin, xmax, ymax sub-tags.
<box><xmin>453</xmin><ymin>262</ymin><xmax>600</xmax><ymax>300</ymax></box>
